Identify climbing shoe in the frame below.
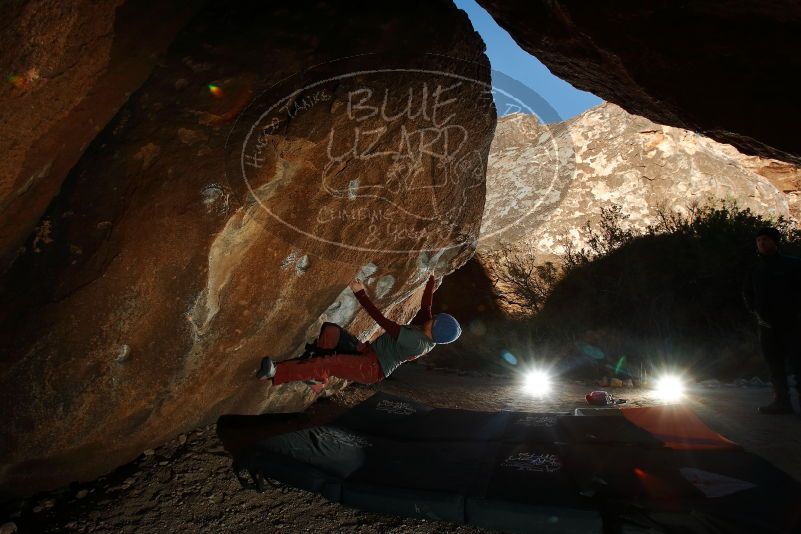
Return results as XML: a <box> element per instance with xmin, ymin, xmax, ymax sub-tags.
<box><xmin>757</xmin><ymin>399</ymin><xmax>794</xmax><ymax>414</ymax></box>
<box><xmin>257</xmin><ymin>357</ymin><xmax>276</xmax><ymax>380</ymax></box>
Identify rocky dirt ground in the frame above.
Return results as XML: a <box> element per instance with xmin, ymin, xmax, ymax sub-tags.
<box><xmin>2</xmin><ymin>365</ymin><xmax>800</xmax><ymax>534</ymax></box>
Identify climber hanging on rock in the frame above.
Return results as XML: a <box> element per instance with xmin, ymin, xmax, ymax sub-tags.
<box><xmin>256</xmin><ymin>274</ymin><xmax>461</xmax><ymax>386</ymax></box>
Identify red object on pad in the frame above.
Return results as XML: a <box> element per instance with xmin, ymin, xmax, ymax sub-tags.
<box><xmin>622</xmin><ymin>405</ymin><xmax>739</xmax><ymax>450</ymax></box>
<box><xmin>585</xmin><ymin>390</ymin><xmax>614</xmax><ymax>405</ymax></box>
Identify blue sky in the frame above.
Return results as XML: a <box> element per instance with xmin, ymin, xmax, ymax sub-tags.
<box><xmin>454</xmin><ymin>0</ymin><xmax>602</xmax><ymax>123</ymax></box>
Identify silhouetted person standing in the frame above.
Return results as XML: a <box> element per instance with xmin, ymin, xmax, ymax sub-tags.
<box><xmin>744</xmin><ymin>227</ymin><xmax>801</xmax><ymax>414</ymax></box>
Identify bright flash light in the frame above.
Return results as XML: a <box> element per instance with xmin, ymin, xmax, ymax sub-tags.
<box><xmin>653</xmin><ymin>374</ymin><xmax>685</xmax><ymax>402</ymax></box>
<box><xmin>523</xmin><ymin>370</ymin><xmax>552</xmax><ymax>396</ymax></box>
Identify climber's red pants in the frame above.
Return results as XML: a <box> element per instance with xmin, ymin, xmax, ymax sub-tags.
<box><xmin>272</xmin><ymin>349</ymin><xmax>385</xmax><ymax>385</ymax></box>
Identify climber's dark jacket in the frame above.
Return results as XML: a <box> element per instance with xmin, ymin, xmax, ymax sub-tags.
<box><xmin>743</xmin><ymin>253</ymin><xmax>801</xmax><ymax>328</ymax></box>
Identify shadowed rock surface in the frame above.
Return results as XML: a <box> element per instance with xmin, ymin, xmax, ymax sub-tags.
<box><xmin>0</xmin><ymin>0</ymin><xmax>205</xmax><ymax>268</ymax></box>
<box><xmin>0</xmin><ymin>0</ymin><xmax>495</xmax><ymax>497</ymax></box>
<box><xmin>478</xmin><ymin>0</ymin><xmax>801</xmax><ymax>164</ymax></box>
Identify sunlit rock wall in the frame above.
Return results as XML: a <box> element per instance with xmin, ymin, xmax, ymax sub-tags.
<box><xmin>481</xmin><ymin>103</ymin><xmax>793</xmax><ymax>260</ymax></box>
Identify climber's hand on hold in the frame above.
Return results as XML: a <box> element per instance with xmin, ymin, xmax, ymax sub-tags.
<box><xmin>349</xmin><ymin>279</ymin><xmax>366</xmax><ymax>293</ymax></box>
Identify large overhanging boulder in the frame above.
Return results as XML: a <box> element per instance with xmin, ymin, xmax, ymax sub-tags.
<box><xmin>0</xmin><ymin>0</ymin><xmax>495</xmax><ymax>497</ymax></box>
<box><xmin>477</xmin><ymin>0</ymin><xmax>801</xmax><ymax>165</ymax></box>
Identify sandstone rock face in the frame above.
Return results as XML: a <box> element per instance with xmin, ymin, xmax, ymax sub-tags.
<box><xmin>478</xmin><ymin>0</ymin><xmax>801</xmax><ymax>164</ymax></box>
<box><xmin>0</xmin><ymin>1</ymin><xmax>495</xmax><ymax>497</ymax></box>
<box><xmin>735</xmin><ymin>156</ymin><xmax>801</xmax><ymax>221</ymax></box>
<box><xmin>0</xmin><ymin>0</ymin><xmax>203</xmax><ymax>269</ymax></box>
<box><xmin>481</xmin><ymin>103</ymin><xmax>793</xmax><ymax>260</ymax></box>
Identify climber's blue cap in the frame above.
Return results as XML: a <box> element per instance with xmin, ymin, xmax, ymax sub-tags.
<box><xmin>432</xmin><ymin>313</ymin><xmax>461</xmax><ymax>344</ymax></box>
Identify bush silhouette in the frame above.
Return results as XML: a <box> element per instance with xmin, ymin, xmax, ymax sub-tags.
<box><xmin>531</xmin><ymin>202</ymin><xmax>800</xmax><ymax>379</ymax></box>
<box><xmin>437</xmin><ymin>202</ymin><xmax>800</xmax><ymax>380</ymax></box>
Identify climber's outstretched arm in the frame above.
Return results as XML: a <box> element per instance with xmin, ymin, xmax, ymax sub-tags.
<box><xmin>411</xmin><ymin>275</ymin><xmax>436</xmax><ymax>325</ymax></box>
<box><xmin>350</xmin><ymin>279</ymin><xmax>401</xmax><ymax>339</ymax></box>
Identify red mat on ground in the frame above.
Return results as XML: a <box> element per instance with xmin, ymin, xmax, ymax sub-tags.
<box><xmin>621</xmin><ymin>405</ymin><xmax>739</xmax><ymax>450</ymax></box>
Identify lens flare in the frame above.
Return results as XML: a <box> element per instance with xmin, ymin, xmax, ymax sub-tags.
<box><xmin>7</xmin><ymin>74</ymin><xmax>26</xmax><ymax>88</ymax></box>
<box><xmin>208</xmin><ymin>84</ymin><xmax>223</xmax><ymax>98</ymax></box>
<box><xmin>501</xmin><ymin>351</ymin><xmax>518</xmax><ymax>366</ymax></box>
<box><xmin>523</xmin><ymin>369</ymin><xmax>552</xmax><ymax>396</ymax></box>
<box><xmin>653</xmin><ymin>374</ymin><xmax>685</xmax><ymax>402</ymax></box>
